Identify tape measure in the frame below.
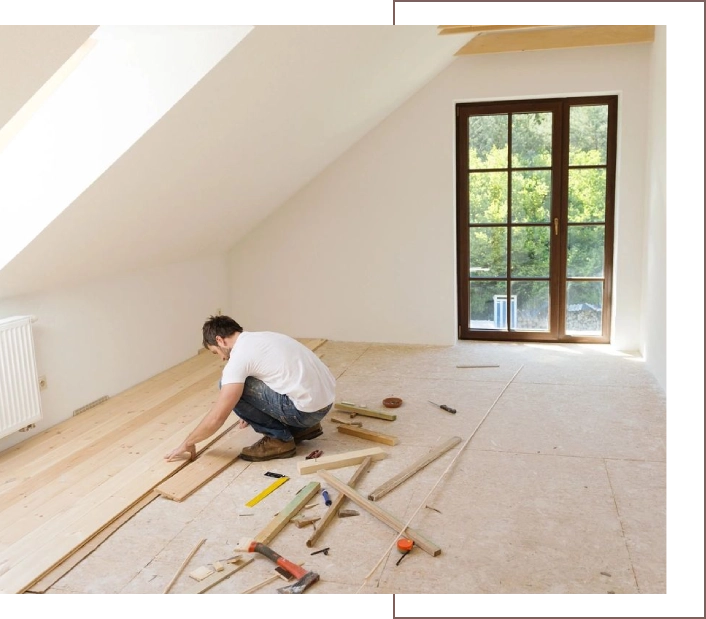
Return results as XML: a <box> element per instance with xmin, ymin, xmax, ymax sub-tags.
<box><xmin>396</xmin><ymin>538</ymin><xmax>414</xmax><ymax>553</ymax></box>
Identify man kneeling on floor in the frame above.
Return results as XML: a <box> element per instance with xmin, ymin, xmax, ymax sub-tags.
<box><xmin>165</xmin><ymin>315</ymin><xmax>335</xmax><ymax>463</ymax></box>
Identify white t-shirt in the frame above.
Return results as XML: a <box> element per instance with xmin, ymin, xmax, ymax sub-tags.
<box><xmin>220</xmin><ymin>331</ymin><xmax>336</xmax><ymax>412</ymax></box>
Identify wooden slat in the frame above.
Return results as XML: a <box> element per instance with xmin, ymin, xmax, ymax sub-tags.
<box><xmin>163</xmin><ymin>537</ymin><xmax>206</xmax><ymax>594</ymax></box>
<box><xmin>455</xmin><ymin>25</ymin><xmax>655</xmax><ymax>55</ymax></box>
<box><xmin>253</xmin><ymin>482</ymin><xmax>320</xmax><ymax>545</ymax></box>
<box><xmin>318</xmin><ymin>470</ymin><xmax>442</xmax><ymax>557</ymax></box>
<box><xmin>155</xmin><ymin>427</ymin><xmax>250</xmax><ymax>501</ymax></box>
<box><xmin>367</xmin><ymin>437</ymin><xmax>462</xmax><ymax>501</ymax></box>
<box><xmin>0</xmin><ymin>373</ymin><xmax>222</xmax><ymax>542</ymax></box>
<box><xmin>306</xmin><ymin>457</ymin><xmax>371</xmax><ymax>548</ymax></box>
<box><xmin>336</xmin><ymin>425</ymin><xmax>399</xmax><ymax>446</ymax></box>
<box><xmin>0</xmin><ymin>369</ymin><xmax>218</xmax><ymax>508</ymax></box>
<box><xmin>297</xmin><ymin>447</ymin><xmax>386</xmax><ymax>475</ymax></box>
<box><xmin>0</xmin><ymin>410</ymin><xmax>225</xmax><ymax>593</ymax></box>
<box><xmin>297</xmin><ymin>338</ymin><xmax>327</xmax><ymax>353</ymax></box>
<box><xmin>0</xmin><ymin>354</ymin><xmax>220</xmax><ymax>482</ymax></box>
<box><xmin>438</xmin><ymin>25</ymin><xmax>549</xmax><ymax>34</ymax></box>
<box><xmin>334</xmin><ymin>403</ymin><xmax>396</xmax><ymax>421</ymax></box>
<box><xmin>437</xmin><ymin>24</ymin><xmax>494</xmax><ymax>29</ymax></box>
<box><xmin>26</xmin><ymin>491</ymin><xmax>159</xmax><ymax>593</ymax></box>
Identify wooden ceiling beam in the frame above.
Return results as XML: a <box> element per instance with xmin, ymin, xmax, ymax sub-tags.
<box><xmin>438</xmin><ymin>25</ymin><xmax>549</xmax><ymax>35</ymax></box>
<box><xmin>455</xmin><ymin>25</ymin><xmax>655</xmax><ymax>55</ymax></box>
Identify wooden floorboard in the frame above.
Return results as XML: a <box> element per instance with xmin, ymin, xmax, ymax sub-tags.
<box><xmin>154</xmin><ymin>427</ymin><xmax>250</xmax><ymax>502</ymax></box>
<box><xmin>25</xmin><ymin>491</ymin><xmax>159</xmax><ymax>593</ymax></box>
<box><xmin>0</xmin><ymin>369</ymin><xmax>221</xmax><ymax>513</ymax></box>
<box><xmin>0</xmin><ymin>339</ymin><xmax>326</xmax><ymax>594</ymax></box>
<box><xmin>0</xmin><ymin>353</ymin><xmax>217</xmax><ymax>479</ymax></box>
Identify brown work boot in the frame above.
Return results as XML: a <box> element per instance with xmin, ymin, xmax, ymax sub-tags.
<box><xmin>240</xmin><ymin>435</ymin><xmax>297</xmax><ymax>462</ymax></box>
<box><xmin>291</xmin><ymin>423</ymin><xmax>323</xmax><ymax>444</ymax></box>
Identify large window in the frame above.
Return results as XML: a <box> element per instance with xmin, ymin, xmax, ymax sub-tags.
<box><xmin>456</xmin><ymin>96</ymin><xmax>617</xmax><ymax>342</ymax></box>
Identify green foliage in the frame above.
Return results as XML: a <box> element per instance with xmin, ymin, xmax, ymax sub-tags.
<box><xmin>467</xmin><ymin>105</ymin><xmax>609</xmax><ymax>320</ymax></box>
<box><xmin>511</xmin><ymin>112</ymin><xmax>552</xmax><ymax>168</ymax></box>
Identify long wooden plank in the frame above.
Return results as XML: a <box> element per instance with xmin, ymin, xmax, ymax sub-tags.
<box><xmin>163</xmin><ymin>537</ymin><xmax>206</xmax><ymax>594</ymax></box>
<box><xmin>0</xmin><ymin>352</ymin><xmax>214</xmax><ymax>454</ymax></box>
<box><xmin>318</xmin><ymin>470</ymin><xmax>441</xmax><ymax>557</ymax></box>
<box><xmin>306</xmin><ymin>457</ymin><xmax>371</xmax><ymax>548</ymax></box>
<box><xmin>336</xmin><ymin>425</ymin><xmax>398</xmax><ymax>446</ymax></box>
<box><xmin>456</xmin><ymin>25</ymin><xmax>655</xmax><ymax>55</ymax></box>
<box><xmin>254</xmin><ymin>482</ymin><xmax>320</xmax><ymax>545</ymax></box>
<box><xmin>0</xmin><ymin>367</ymin><xmax>219</xmax><ymax>504</ymax></box>
<box><xmin>0</xmin><ymin>353</ymin><xmax>218</xmax><ymax>476</ymax></box>
<box><xmin>155</xmin><ymin>427</ymin><xmax>250</xmax><ymax>501</ymax></box>
<box><xmin>0</xmin><ymin>394</ymin><xmax>217</xmax><ymax>524</ymax></box>
<box><xmin>297</xmin><ymin>338</ymin><xmax>327</xmax><ymax>353</ymax></box>
<box><xmin>367</xmin><ymin>437</ymin><xmax>462</xmax><ymax>502</ymax></box>
<box><xmin>26</xmin><ymin>491</ymin><xmax>159</xmax><ymax>593</ymax></box>
<box><xmin>297</xmin><ymin>447</ymin><xmax>386</xmax><ymax>475</ymax></box>
<box><xmin>334</xmin><ymin>403</ymin><xmax>396</xmax><ymax>421</ymax></box>
<box><xmin>0</xmin><ymin>412</ymin><xmax>220</xmax><ymax>593</ymax></box>
<box><xmin>0</xmin><ymin>374</ymin><xmax>222</xmax><ymax>542</ymax></box>
<box><xmin>438</xmin><ymin>25</ymin><xmax>549</xmax><ymax>34</ymax></box>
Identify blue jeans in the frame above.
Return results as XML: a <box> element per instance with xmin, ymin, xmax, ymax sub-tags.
<box><xmin>227</xmin><ymin>377</ymin><xmax>331</xmax><ymax>442</ymax></box>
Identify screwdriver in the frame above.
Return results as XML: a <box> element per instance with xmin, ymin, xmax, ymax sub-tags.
<box><xmin>428</xmin><ymin>400</ymin><xmax>456</xmax><ymax>414</ymax></box>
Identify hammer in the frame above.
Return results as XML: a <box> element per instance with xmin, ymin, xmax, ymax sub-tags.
<box><xmin>238</xmin><ymin>539</ymin><xmax>319</xmax><ymax>594</ymax></box>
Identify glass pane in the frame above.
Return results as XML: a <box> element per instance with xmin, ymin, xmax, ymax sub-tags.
<box><xmin>567</xmin><ymin>225</ymin><xmax>605</xmax><ymax>277</ymax></box>
<box><xmin>510</xmin><ymin>226</ymin><xmax>550</xmax><ymax>277</ymax></box>
<box><xmin>569</xmin><ymin>105</ymin><xmax>608</xmax><ymax>166</ymax></box>
<box><xmin>469</xmin><ymin>227</ymin><xmax>507</xmax><ymax>277</ymax></box>
<box><xmin>566</xmin><ymin>281</ymin><xmax>603</xmax><ymax>335</ymax></box>
<box><xmin>468</xmin><ymin>114</ymin><xmax>508</xmax><ymax>169</ymax></box>
<box><xmin>470</xmin><ymin>281</ymin><xmax>507</xmax><ymax>330</ymax></box>
<box><xmin>512</xmin><ymin>280</ymin><xmax>549</xmax><ymax>331</ymax></box>
<box><xmin>511</xmin><ymin>170</ymin><xmax>551</xmax><ymax>223</ymax></box>
<box><xmin>511</xmin><ymin>112</ymin><xmax>552</xmax><ymax>168</ymax></box>
<box><xmin>469</xmin><ymin>172</ymin><xmax>507</xmax><ymax>223</ymax></box>
<box><xmin>568</xmin><ymin>168</ymin><xmax>606</xmax><ymax>222</ymax></box>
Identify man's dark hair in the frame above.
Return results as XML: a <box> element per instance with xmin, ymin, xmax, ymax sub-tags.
<box><xmin>202</xmin><ymin>315</ymin><xmax>243</xmax><ymax>348</ymax></box>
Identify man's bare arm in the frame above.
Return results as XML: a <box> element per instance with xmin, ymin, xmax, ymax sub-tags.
<box><xmin>164</xmin><ymin>382</ymin><xmax>244</xmax><ymax>461</ymax></box>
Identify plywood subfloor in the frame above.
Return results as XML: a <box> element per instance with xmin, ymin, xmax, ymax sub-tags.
<box><xmin>1</xmin><ymin>339</ymin><xmax>667</xmax><ymax>602</ymax></box>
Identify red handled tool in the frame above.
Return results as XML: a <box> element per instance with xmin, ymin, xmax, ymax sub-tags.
<box><xmin>241</xmin><ymin>540</ymin><xmax>319</xmax><ymax>593</ymax></box>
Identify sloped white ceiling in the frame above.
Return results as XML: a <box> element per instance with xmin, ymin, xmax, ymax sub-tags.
<box><xmin>0</xmin><ymin>26</ymin><xmax>464</xmax><ymax>298</ymax></box>
<box><xmin>0</xmin><ymin>25</ymin><xmax>97</xmax><ymax>129</ymax></box>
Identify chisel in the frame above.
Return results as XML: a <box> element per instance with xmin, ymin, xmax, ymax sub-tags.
<box><xmin>427</xmin><ymin>400</ymin><xmax>456</xmax><ymax>414</ymax></box>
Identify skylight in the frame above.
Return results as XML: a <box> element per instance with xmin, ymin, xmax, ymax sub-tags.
<box><xmin>0</xmin><ymin>25</ymin><xmax>252</xmax><ymax>274</ymax></box>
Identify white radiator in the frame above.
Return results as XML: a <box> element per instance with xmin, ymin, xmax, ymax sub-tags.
<box><xmin>0</xmin><ymin>316</ymin><xmax>43</xmax><ymax>439</ymax></box>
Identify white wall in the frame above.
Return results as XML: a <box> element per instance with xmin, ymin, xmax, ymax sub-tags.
<box><xmin>640</xmin><ymin>27</ymin><xmax>667</xmax><ymax>391</ymax></box>
<box><xmin>229</xmin><ymin>43</ymin><xmax>653</xmax><ymax>349</ymax></box>
<box><xmin>0</xmin><ymin>254</ymin><xmax>228</xmax><ymax>452</ymax></box>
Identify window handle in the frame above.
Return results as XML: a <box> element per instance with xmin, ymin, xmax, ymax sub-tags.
<box><xmin>554</xmin><ymin>218</ymin><xmax>559</xmax><ymax>236</ymax></box>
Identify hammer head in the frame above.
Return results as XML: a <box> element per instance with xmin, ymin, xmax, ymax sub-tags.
<box><xmin>277</xmin><ymin>570</ymin><xmax>320</xmax><ymax>594</ymax></box>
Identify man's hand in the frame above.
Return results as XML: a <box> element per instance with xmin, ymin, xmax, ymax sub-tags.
<box><xmin>163</xmin><ymin>383</ymin><xmax>243</xmax><ymax>463</ymax></box>
<box><xmin>236</xmin><ymin>419</ymin><xmax>249</xmax><ymax>430</ymax></box>
<box><xmin>164</xmin><ymin>442</ymin><xmax>196</xmax><ymax>462</ymax></box>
